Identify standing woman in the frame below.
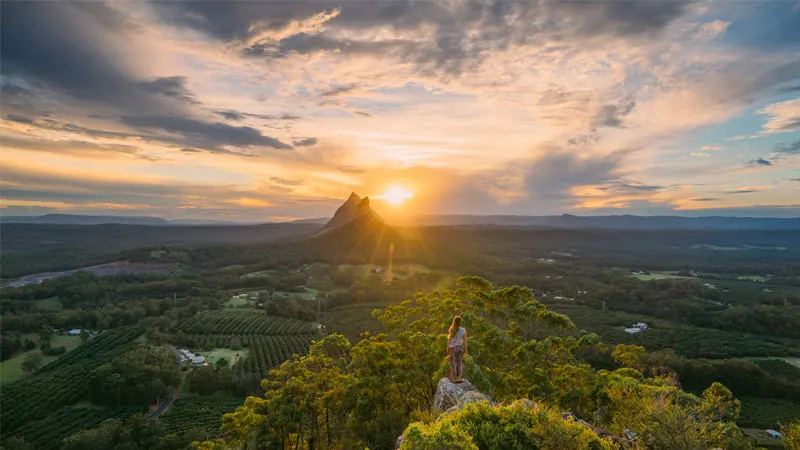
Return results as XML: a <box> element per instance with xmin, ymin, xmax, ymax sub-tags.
<box><xmin>447</xmin><ymin>316</ymin><xmax>467</xmax><ymax>382</ymax></box>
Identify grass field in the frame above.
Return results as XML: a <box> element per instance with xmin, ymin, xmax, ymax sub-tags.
<box><xmin>203</xmin><ymin>348</ymin><xmax>249</xmax><ymax>367</ymax></box>
<box><xmin>0</xmin><ymin>334</ymin><xmax>84</xmax><ymax>384</ymax></box>
<box><xmin>224</xmin><ymin>293</ymin><xmax>252</xmax><ymax>308</ymax></box>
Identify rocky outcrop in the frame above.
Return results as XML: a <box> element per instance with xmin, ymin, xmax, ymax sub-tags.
<box><xmin>433</xmin><ymin>378</ymin><xmax>481</xmax><ymax>412</ymax></box>
<box><xmin>321</xmin><ymin>192</ymin><xmax>385</xmax><ymax>233</ymax></box>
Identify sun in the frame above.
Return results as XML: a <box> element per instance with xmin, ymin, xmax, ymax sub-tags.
<box><xmin>381</xmin><ymin>186</ymin><xmax>414</xmax><ymax>205</ymax></box>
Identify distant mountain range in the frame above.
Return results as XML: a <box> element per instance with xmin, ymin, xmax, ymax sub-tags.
<box><xmin>2</xmin><ymin>212</ymin><xmax>798</xmax><ymax>230</ymax></box>
<box><xmin>0</xmin><ymin>214</ymin><xmax>265</xmax><ymax>226</ymax></box>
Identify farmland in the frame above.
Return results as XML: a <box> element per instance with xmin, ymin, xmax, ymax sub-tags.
<box><xmin>176</xmin><ymin>311</ymin><xmax>317</xmax><ymax>335</ymax></box>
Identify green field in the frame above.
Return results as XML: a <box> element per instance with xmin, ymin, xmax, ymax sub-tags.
<box><xmin>738</xmin><ymin>396</ymin><xmax>800</xmax><ymax>429</ymax></box>
<box><xmin>203</xmin><ymin>348</ymin><xmax>249</xmax><ymax>367</ymax></box>
<box><xmin>0</xmin><ymin>334</ymin><xmax>84</xmax><ymax>384</ymax></box>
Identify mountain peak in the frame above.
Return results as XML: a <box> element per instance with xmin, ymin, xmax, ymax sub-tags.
<box><xmin>322</xmin><ymin>192</ymin><xmax>383</xmax><ymax>232</ymax></box>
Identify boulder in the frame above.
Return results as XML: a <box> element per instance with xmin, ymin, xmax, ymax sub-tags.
<box><xmin>444</xmin><ymin>390</ymin><xmax>493</xmax><ymax>414</ymax></box>
<box><xmin>433</xmin><ymin>377</ymin><xmax>477</xmax><ymax>412</ymax></box>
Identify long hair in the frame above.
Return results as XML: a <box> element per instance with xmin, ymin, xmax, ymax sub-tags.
<box><xmin>448</xmin><ymin>316</ymin><xmax>462</xmax><ymax>341</ymax></box>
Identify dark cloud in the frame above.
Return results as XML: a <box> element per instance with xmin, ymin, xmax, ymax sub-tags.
<box><xmin>138</xmin><ymin>76</ymin><xmax>199</xmax><ymax>104</ymax></box>
<box><xmin>354</xmin><ymin>111</ymin><xmax>374</xmax><ymax>118</ymax></box>
<box><xmin>524</xmin><ymin>149</ymin><xmax>627</xmax><ymax>199</ymax></box>
<box><xmin>728</xmin><ymin>189</ymin><xmax>757</xmax><ymax>194</ymax></box>
<box><xmin>778</xmin><ymin>85</ymin><xmax>800</xmax><ymax>93</ymax></box>
<box><xmin>609</xmin><ymin>180</ymin><xmax>663</xmax><ymax>192</ymax></box>
<box><xmin>0</xmin><ymin>2</ymin><xmax>171</xmax><ymax>112</ymax></box>
<box><xmin>213</xmin><ymin>109</ymin><xmax>301</xmax><ymax>121</ymax></box>
<box><xmin>775</xmin><ymin>140</ymin><xmax>800</xmax><ymax>156</ymax></box>
<box><xmin>593</xmin><ymin>96</ymin><xmax>636</xmax><ymax>128</ymax></box>
<box><xmin>180</xmin><ymin>148</ymin><xmax>203</xmax><ymax>153</ymax></box>
<box><xmin>120</xmin><ymin>114</ymin><xmax>293</xmax><ymax>151</ymax></box>
<box><xmin>0</xmin><ymin>80</ymin><xmax>31</xmax><ymax>97</ymax></box>
<box><xmin>213</xmin><ymin>109</ymin><xmax>246</xmax><ymax>121</ymax></box>
<box><xmin>2</xmin><ymin>114</ymin><xmax>35</xmax><ymax>124</ymax></box>
<box><xmin>321</xmin><ymin>84</ymin><xmax>359</xmax><ymax>97</ymax></box>
<box><xmin>691</xmin><ymin>198</ymin><xmax>720</xmax><ymax>202</ymax></box>
<box><xmin>156</xmin><ymin>1</ymin><xmax>690</xmax><ymax>75</ymax></box>
<box><xmin>292</xmin><ymin>137</ymin><xmax>318</xmax><ymax>147</ymax></box>
<box><xmin>746</xmin><ymin>158</ymin><xmax>773</xmax><ymax>167</ymax></box>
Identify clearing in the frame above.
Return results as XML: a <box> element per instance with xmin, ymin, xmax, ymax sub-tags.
<box><xmin>0</xmin><ymin>334</ymin><xmax>84</xmax><ymax>384</ymax></box>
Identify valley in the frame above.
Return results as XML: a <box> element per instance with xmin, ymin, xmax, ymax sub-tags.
<box><xmin>1</xmin><ymin>199</ymin><xmax>798</xmax><ymax>449</ymax></box>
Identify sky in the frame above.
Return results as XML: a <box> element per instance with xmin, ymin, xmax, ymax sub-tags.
<box><xmin>1</xmin><ymin>0</ymin><xmax>799</xmax><ymax>222</ymax></box>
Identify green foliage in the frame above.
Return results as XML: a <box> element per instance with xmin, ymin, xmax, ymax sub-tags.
<box><xmin>783</xmin><ymin>421</ymin><xmax>800</xmax><ymax>450</ymax></box>
<box><xmin>89</xmin><ymin>345</ymin><xmax>180</xmax><ymax>406</ymax></box>
<box><xmin>202</xmin><ymin>277</ymin><xmax>761</xmax><ymax>450</ymax></box>
<box><xmin>401</xmin><ymin>400</ymin><xmax>616</xmax><ymax>450</ymax></box>
<box><xmin>158</xmin><ymin>397</ymin><xmax>243</xmax><ymax>438</ymax></box>
<box><xmin>177</xmin><ymin>311</ymin><xmax>316</xmax><ymax>335</ymax></box>
<box><xmin>7</xmin><ymin>405</ymin><xmax>147</xmax><ymax>450</ymax></box>
<box><xmin>0</xmin><ymin>325</ymin><xmax>144</xmax><ymax>434</ymax></box>
<box><xmin>20</xmin><ymin>350</ymin><xmax>41</xmax><ymax>374</ymax></box>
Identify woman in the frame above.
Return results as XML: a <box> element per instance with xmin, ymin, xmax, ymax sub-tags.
<box><xmin>447</xmin><ymin>316</ymin><xmax>467</xmax><ymax>382</ymax></box>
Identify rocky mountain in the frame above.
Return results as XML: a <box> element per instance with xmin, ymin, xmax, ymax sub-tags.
<box><xmin>321</xmin><ymin>192</ymin><xmax>385</xmax><ymax>233</ymax></box>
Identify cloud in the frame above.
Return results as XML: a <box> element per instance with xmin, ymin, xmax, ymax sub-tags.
<box><xmin>292</xmin><ymin>137</ymin><xmax>318</xmax><ymax>147</ymax></box>
<box><xmin>120</xmin><ymin>114</ymin><xmax>294</xmax><ymax>151</ymax></box>
<box><xmin>724</xmin><ymin>186</ymin><xmax>771</xmax><ymax>195</ymax></box>
<box><xmin>701</xmin><ymin>145</ymin><xmax>723</xmax><ymax>151</ymax></box>
<box><xmin>757</xmin><ymin>98</ymin><xmax>800</xmax><ymax>134</ymax></box>
<box><xmin>592</xmin><ymin>96</ymin><xmax>637</xmax><ymax>128</ymax></box>
<box><xmin>746</xmin><ymin>158</ymin><xmax>773</xmax><ymax>167</ymax></box>
<box><xmin>698</xmin><ymin>20</ymin><xmax>730</xmax><ymax>38</ymax></box>
<box><xmin>690</xmin><ymin>152</ymin><xmax>709</xmax><ymax>158</ymax></box>
<box><xmin>0</xmin><ymin>2</ymin><xmax>174</xmax><ymax>112</ymax></box>
<box><xmin>137</xmin><ymin>76</ymin><xmax>199</xmax><ymax>104</ymax></box>
<box><xmin>320</xmin><ymin>84</ymin><xmax>359</xmax><ymax>97</ymax></box>
<box><xmin>524</xmin><ymin>149</ymin><xmax>627</xmax><ymax>200</ymax></box>
<box><xmin>691</xmin><ymin>197</ymin><xmax>720</xmax><ymax>202</ymax></box>
<box><xmin>212</xmin><ymin>109</ymin><xmax>301</xmax><ymax>122</ymax></box>
<box><xmin>1</xmin><ymin>134</ymin><xmax>161</xmax><ymax>161</ymax></box>
<box><xmin>157</xmin><ymin>1</ymin><xmax>691</xmax><ymax>77</ymax></box>
<box><xmin>269</xmin><ymin>177</ymin><xmax>303</xmax><ymax>186</ymax></box>
<box><xmin>774</xmin><ymin>140</ymin><xmax>800</xmax><ymax>157</ymax></box>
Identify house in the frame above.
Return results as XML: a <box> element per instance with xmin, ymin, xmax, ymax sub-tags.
<box><xmin>65</xmin><ymin>329</ymin><xmax>82</xmax><ymax>336</ymax></box>
<box><xmin>766</xmin><ymin>430</ymin><xmax>782</xmax><ymax>439</ymax></box>
<box><xmin>634</xmin><ymin>323</ymin><xmax>648</xmax><ymax>330</ymax></box>
<box><xmin>624</xmin><ymin>328</ymin><xmax>642</xmax><ymax>334</ymax></box>
<box><xmin>191</xmin><ymin>356</ymin><xmax>205</xmax><ymax>364</ymax></box>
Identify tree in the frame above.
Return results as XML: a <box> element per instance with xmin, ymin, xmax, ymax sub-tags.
<box><xmin>38</xmin><ymin>328</ymin><xmax>52</xmax><ymax>345</ymax></box>
<box><xmin>215</xmin><ymin>357</ymin><xmax>229</xmax><ymax>368</ymax></box>
<box><xmin>80</xmin><ymin>329</ymin><xmax>91</xmax><ymax>343</ymax></box>
<box><xmin>21</xmin><ymin>350</ymin><xmax>42</xmax><ymax>374</ymax></box>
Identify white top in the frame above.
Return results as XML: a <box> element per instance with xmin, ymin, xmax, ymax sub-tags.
<box><xmin>448</xmin><ymin>327</ymin><xmax>466</xmax><ymax>348</ymax></box>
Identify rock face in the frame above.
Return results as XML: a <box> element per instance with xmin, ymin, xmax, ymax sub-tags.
<box><xmin>321</xmin><ymin>192</ymin><xmax>385</xmax><ymax>233</ymax></box>
<box><xmin>433</xmin><ymin>377</ymin><xmax>479</xmax><ymax>412</ymax></box>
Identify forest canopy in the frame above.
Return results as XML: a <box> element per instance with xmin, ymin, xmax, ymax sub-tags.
<box><xmin>197</xmin><ymin>277</ymin><xmax>758</xmax><ymax>449</ymax></box>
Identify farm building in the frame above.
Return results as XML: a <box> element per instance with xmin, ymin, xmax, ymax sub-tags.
<box><xmin>65</xmin><ymin>329</ymin><xmax>82</xmax><ymax>336</ymax></box>
<box><xmin>624</xmin><ymin>323</ymin><xmax>649</xmax><ymax>334</ymax></box>
<box><xmin>766</xmin><ymin>430</ymin><xmax>782</xmax><ymax>439</ymax></box>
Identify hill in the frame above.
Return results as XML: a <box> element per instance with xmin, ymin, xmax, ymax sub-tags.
<box><xmin>406</xmin><ymin>214</ymin><xmax>800</xmax><ymax>230</ymax></box>
<box><xmin>0</xmin><ymin>214</ymin><xmax>170</xmax><ymax>226</ymax></box>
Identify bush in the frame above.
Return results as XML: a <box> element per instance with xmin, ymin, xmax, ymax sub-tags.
<box><xmin>42</xmin><ymin>346</ymin><xmax>66</xmax><ymax>356</ymax></box>
<box><xmin>401</xmin><ymin>400</ymin><xmax>615</xmax><ymax>450</ymax></box>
